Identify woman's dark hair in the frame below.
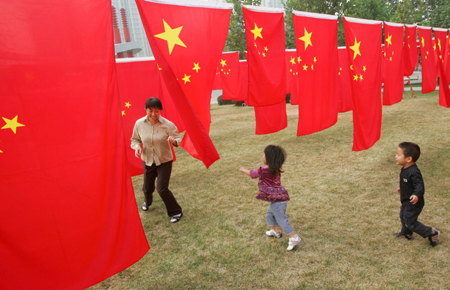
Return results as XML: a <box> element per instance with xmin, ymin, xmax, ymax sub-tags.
<box><xmin>264</xmin><ymin>145</ymin><xmax>286</xmax><ymax>176</ymax></box>
<box><xmin>399</xmin><ymin>142</ymin><xmax>421</xmax><ymax>162</ymax></box>
<box><xmin>145</xmin><ymin>97</ymin><xmax>163</xmax><ymax>110</ymax></box>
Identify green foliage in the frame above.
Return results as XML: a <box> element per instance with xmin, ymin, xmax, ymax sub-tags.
<box><xmin>224</xmin><ymin>0</ymin><xmax>262</xmax><ymax>59</ymax></box>
<box><xmin>390</xmin><ymin>0</ymin><xmax>427</xmax><ymax>25</ymax></box>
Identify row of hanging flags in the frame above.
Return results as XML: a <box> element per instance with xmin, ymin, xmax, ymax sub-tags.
<box><xmin>1</xmin><ymin>0</ymin><xmax>450</xmax><ymax>289</ymax></box>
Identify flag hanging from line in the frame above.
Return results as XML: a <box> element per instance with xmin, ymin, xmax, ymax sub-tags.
<box><xmin>383</xmin><ymin>22</ymin><xmax>404</xmax><ymax>106</ymax></box>
<box><xmin>445</xmin><ymin>33</ymin><xmax>450</xmax><ymax>82</ymax></box>
<box><xmin>0</xmin><ymin>1</ymin><xmax>149</xmax><ymax>289</ymax></box>
<box><xmin>337</xmin><ymin>47</ymin><xmax>353</xmax><ymax>113</ymax></box>
<box><xmin>285</xmin><ymin>49</ymin><xmax>300</xmax><ymax>105</ymax></box>
<box><xmin>403</xmin><ymin>24</ymin><xmax>419</xmax><ymax>77</ymax></box>
<box><xmin>136</xmin><ymin>0</ymin><xmax>233</xmax><ymax>168</ymax></box>
<box><xmin>243</xmin><ymin>5</ymin><xmax>287</xmax><ymax>107</ymax></box>
<box><xmin>418</xmin><ymin>26</ymin><xmax>437</xmax><ymax>94</ymax></box>
<box><xmin>218</xmin><ymin>51</ymin><xmax>243</xmax><ymax>101</ymax></box>
<box><xmin>433</xmin><ymin>28</ymin><xmax>450</xmax><ymax>108</ymax></box>
<box><xmin>343</xmin><ymin>17</ymin><xmax>383</xmax><ymax>151</ymax></box>
<box><xmin>293</xmin><ymin>11</ymin><xmax>339</xmax><ymax>136</ymax></box>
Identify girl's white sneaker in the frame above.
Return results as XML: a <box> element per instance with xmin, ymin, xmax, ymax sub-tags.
<box><xmin>266</xmin><ymin>229</ymin><xmax>282</xmax><ymax>238</ymax></box>
<box><xmin>287</xmin><ymin>235</ymin><xmax>301</xmax><ymax>251</ymax></box>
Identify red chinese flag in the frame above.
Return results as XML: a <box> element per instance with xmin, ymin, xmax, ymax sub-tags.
<box><xmin>254</xmin><ymin>101</ymin><xmax>288</xmax><ymax>135</ymax></box>
<box><xmin>234</xmin><ymin>60</ymin><xmax>249</xmax><ymax>102</ymax></box>
<box><xmin>403</xmin><ymin>24</ymin><xmax>419</xmax><ymax>76</ymax></box>
<box><xmin>418</xmin><ymin>26</ymin><xmax>437</xmax><ymax>94</ymax></box>
<box><xmin>343</xmin><ymin>17</ymin><xmax>383</xmax><ymax>151</ymax></box>
<box><xmin>433</xmin><ymin>28</ymin><xmax>450</xmax><ymax>108</ymax></box>
<box><xmin>383</xmin><ymin>22</ymin><xmax>404</xmax><ymax>106</ymax></box>
<box><xmin>337</xmin><ymin>47</ymin><xmax>353</xmax><ymax>112</ymax></box>
<box><xmin>243</xmin><ymin>5</ymin><xmax>286</xmax><ymax>107</ymax></box>
<box><xmin>219</xmin><ymin>52</ymin><xmax>243</xmax><ymax>100</ymax></box>
<box><xmin>294</xmin><ymin>11</ymin><xmax>339</xmax><ymax>136</ymax></box>
<box><xmin>136</xmin><ymin>0</ymin><xmax>233</xmax><ymax>168</ymax></box>
<box><xmin>445</xmin><ymin>35</ymin><xmax>450</xmax><ymax>81</ymax></box>
<box><xmin>0</xmin><ymin>1</ymin><xmax>149</xmax><ymax>289</ymax></box>
<box><xmin>286</xmin><ymin>49</ymin><xmax>300</xmax><ymax>105</ymax></box>
<box><xmin>115</xmin><ymin>58</ymin><xmax>182</xmax><ymax>176</ymax></box>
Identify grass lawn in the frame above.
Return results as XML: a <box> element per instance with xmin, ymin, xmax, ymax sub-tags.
<box><xmin>90</xmin><ymin>91</ymin><xmax>450</xmax><ymax>289</ymax></box>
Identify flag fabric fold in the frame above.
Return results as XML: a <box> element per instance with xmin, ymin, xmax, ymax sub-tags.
<box><xmin>418</xmin><ymin>26</ymin><xmax>437</xmax><ymax>94</ymax></box>
<box><xmin>243</xmin><ymin>5</ymin><xmax>286</xmax><ymax>107</ymax></box>
<box><xmin>383</xmin><ymin>22</ymin><xmax>404</xmax><ymax>106</ymax></box>
<box><xmin>433</xmin><ymin>28</ymin><xmax>450</xmax><ymax>108</ymax></box>
<box><xmin>254</xmin><ymin>101</ymin><xmax>288</xmax><ymax>135</ymax></box>
<box><xmin>293</xmin><ymin>11</ymin><xmax>339</xmax><ymax>136</ymax></box>
<box><xmin>0</xmin><ymin>1</ymin><xmax>149</xmax><ymax>289</ymax></box>
<box><xmin>136</xmin><ymin>0</ymin><xmax>233</xmax><ymax>168</ymax></box>
<box><xmin>403</xmin><ymin>24</ymin><xmax>418</xmax><ymax>76</ymax></box>
<box><xmin>337</xmin><ymin>47</ymin><xmax>353</xmax><ymax>112</ymax></box>
<box><xmin>218</xmin><ymin>51</ymin><xmax>243</xmax><ymax>100</ymax></box>
<box><xmin>343</xmin><ymin>17</ymin><xmax>383</xmax><ymax>151</ymax></box>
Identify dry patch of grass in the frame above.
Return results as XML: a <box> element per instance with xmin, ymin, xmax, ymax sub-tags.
<box><xmin>90</xmin><ymin>92</ymin><xmax>450</xmax><ymax>289</ymax></box>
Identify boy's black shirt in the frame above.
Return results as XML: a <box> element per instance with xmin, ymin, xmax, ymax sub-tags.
<box><xmin>399</xmin><ymin>164</ymin><xmax>425</xmax><ymax>204</ymax></box>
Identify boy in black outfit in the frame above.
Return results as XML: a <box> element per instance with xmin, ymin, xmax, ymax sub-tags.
<box><xmin>393</xmin><ymin>142</ymin><xmax>441</xmax><ymax>246</ymax></box>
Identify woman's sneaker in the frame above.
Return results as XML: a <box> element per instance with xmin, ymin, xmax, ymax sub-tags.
<box><xmin>287</xmin><ymin>235</ymin><xmax>301</xmax><ymax>251</ymax></box>
<box><xmin>266</xmin><ymin>229</ymin><xmax>282</xmax><ymax>238</ymax></box>
<box><xmin>428</xmin><ymin>228</ymin><xmax>441</xmax><ymax>247</ymax></box>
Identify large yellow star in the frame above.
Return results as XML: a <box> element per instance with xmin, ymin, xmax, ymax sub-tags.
<box><xmin>154</xmin><ymin>19</ymin><xmax>187</xmax><ymax>55</ymax></box>
<box><xmin>251</xmin><ymin>23</ymin><xmax>263</xmax><ymax>40</ymax></box>
<box><xmin>386</xmin><ymin>34</ymin><xmax>392</xmax><ymax>47</ymax></box>
<box><xmin>182</xmin><ymin>74</ymin><xmax>191</xmax><ymax>84</ymax></box>
<box><xmin>421</xmin><ymin>37</ymin><xmax>425</xmax><ymax>48</ymax></box>
<box><xmin>349</xmin><ymin>37</ymin><xmax>362</xmax><ymax>60</ymax></box>
<box><xmin>1</xmin><ymin>116</ymin><xmax>25</xmax><ymax>134</ymax></box>
<box><xmin>299</xmin><ymin>28</ymin><xmax>313</xmax><ymax>50</ymax></box>
<box><xmin>125</xmin><ymin>102</ymin><xmax>131</xmax><ymax>108</ymax></box>
<box><xmin>192</xmin><ymin>62</ymin><xmax>201</xmax><ymax>73</ymax></box>
<box><xmin>220</xmin><ymin>59</ymin><xmax>227</xmax><ymax>67</ymax></box>
<box><xmin>290</xmin><ymin>57</ymin><xmax>296</xmax><ymax>65</ymax></box>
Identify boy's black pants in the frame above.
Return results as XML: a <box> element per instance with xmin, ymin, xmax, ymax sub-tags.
<box><xmin>399</xmin><ymin>201</ymin><xmax>432</xmax><ymax>238</ymax></box>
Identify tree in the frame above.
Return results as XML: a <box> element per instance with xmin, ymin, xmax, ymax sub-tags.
<box><xmin>390</xmin><ymin>0</ymin><xmax>427</xmax><ymax>25</ymax></box>
<box><xmin>224</xmin><ymin>0</ymin><xmax>262</xmax><ymax>59</ymax></box>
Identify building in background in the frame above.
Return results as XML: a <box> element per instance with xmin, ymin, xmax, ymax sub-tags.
<box><xmin>111</xmin><ymin>0</ymin><xmax>153</xmax><ymax>57</ymax></box>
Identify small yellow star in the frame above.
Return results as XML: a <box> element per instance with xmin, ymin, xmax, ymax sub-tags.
<box><xmin>340</xmin><ymin>67</ymin><xmax>342</xmax><ymax>71</ymax></box>
<box><xmin>157</xmin><ymin>64</ymin><xmax>162</xmax><ymax>71</ymax></box>
<box><xmin>433</xmin><ymin>44</ymin><xmax>436</xmax><ymax>50</ymax></box>
<box><xmin>254</xmin><ymin>43</ymin><xmax>257</xmax><ymax>48</ymax></box>
<box><xmin>290</xmin><ymin>69</ymin><xmax>292</xmax><ymax>72</ymax></box>
<box><xmin>427</xmin><ymin>51</ymin><xmax>429</xmax><ymax>55</ymax></box>
<box><xmin>121</xmin><ymin>111</ymin><xmax>126</xmax><ymax>116</ymax></box>
<box><xmin>353</xmin><ymin>75</ymin><xmax>358</xmax><ymax>81</ymax></box>
<box><xmin>297</xmin><ymin>56</ymin><xmax>302</xmax><ymax>63</ymax></box>
<box><xmin>390</xmin><ymin>57</ymin><xmax>392</xmax><ymax>61</ymax></box>
<box><xmin>262</xmin><ymin>53</ymin><xmax>266</xmax><ymax>57</ymax></box>
<box><xmin>290</xmin><ymin>57</ymin><xmax>296</xmax><ymax>65</ymax></box>
<box><xmin>359</xmin><ymin>74</ymin><xmax>363</xmax><ymax>81</ymax></box>
<box><xmin>363</xmin><ymin>66</ymin><xmax>366</xmax><ymax>72</ymax></box>
<box><xmin>251</xmin><ymin>23</ymin><xmax>263</xmax><ymax>40</ymax></box>
<box><xmin>193</xmin><ymin>62</ymin><xmax>201</xmax><ymax>73</ymax></box>
<box><xmin>350</xmin><ymin>65</ymin><xmax>354</xmax><ymax>70</ymax></box>
<box><xmin>264</xmin><ymin>47</ymin><xmax>268</xmax><ymax>52</ymax></box>
<box><xmin>182</xmin><ymin>74</ymin><xmax>191</xmax><ymax>84</ymax></box>
<box><xmin>421</xmin><ymin>37</ymin><xmax>425</xmax><ymax>48</ymax></box>
<box><xmin>311</xmin><ymin>65</ymin><xmax>314</xmax><ymax>70</ymax></box>
<box><xmin>338</xmin><ymin>72</ymin><xmax>341</xmax><ymax>76</ymax></box>
<box><xmin>125</xmin><ymin>102</ymin><xmax>131</xmax><ymax>108</ymax></box>
<box><xmin>303</xmin><ymin>64</ymin><xmax>308</xmax><ymax>71</ymax></box>
<box><xmin>438</xmin><ymin>39</ymin><xmax>442</xmax><ymax>51</ymax></box>
<box><xmin>1</xmin><ymin>116</ymin><xmax>25</xmax><ymax>134</ymax></box>
<box><xmin>313</xmin><ymin>57</ymin><xmax>317</xmax><ymax>63</ymax></box>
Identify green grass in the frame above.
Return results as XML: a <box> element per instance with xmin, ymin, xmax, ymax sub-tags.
<box><xmin>90</xmin><ymin>91</ymin><xmax>450</xmax><ymax>289</ymax></box>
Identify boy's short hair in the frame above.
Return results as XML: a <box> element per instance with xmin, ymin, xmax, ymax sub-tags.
<box><xmin>145</xmin><ymin>97</ymin><xmax>163</xmax><ymax>110</ymax></box>
<box><xmin>399</xmin><ymin>142</ymin><xmax>421</xmax><ymax>162</ymax></box>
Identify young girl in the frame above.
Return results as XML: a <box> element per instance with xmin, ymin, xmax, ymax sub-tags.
<box><xmin>239</xmin><ymin>145</ymin><xmax>301</xmax><ymax>251</ymax></box>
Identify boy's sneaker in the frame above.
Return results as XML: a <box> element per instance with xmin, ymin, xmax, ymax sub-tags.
<box><xmin>393</xmin><ymin>232</ymin><xmax>413</xmax><ymax>240</ymax></box>
<box><xmin>287</xmin><ymin>235</ymin><xmax>301</xmax><ymax>251</ymax></box>
<box><xmin>266</xmin><ymin>229</ymin><xmax>282</xmax><ymax>238</ymax></box>
<box><xmin>428</xmin><ymin>228</ymin><xmax>441</xmax><ymax>247</ymax></box>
